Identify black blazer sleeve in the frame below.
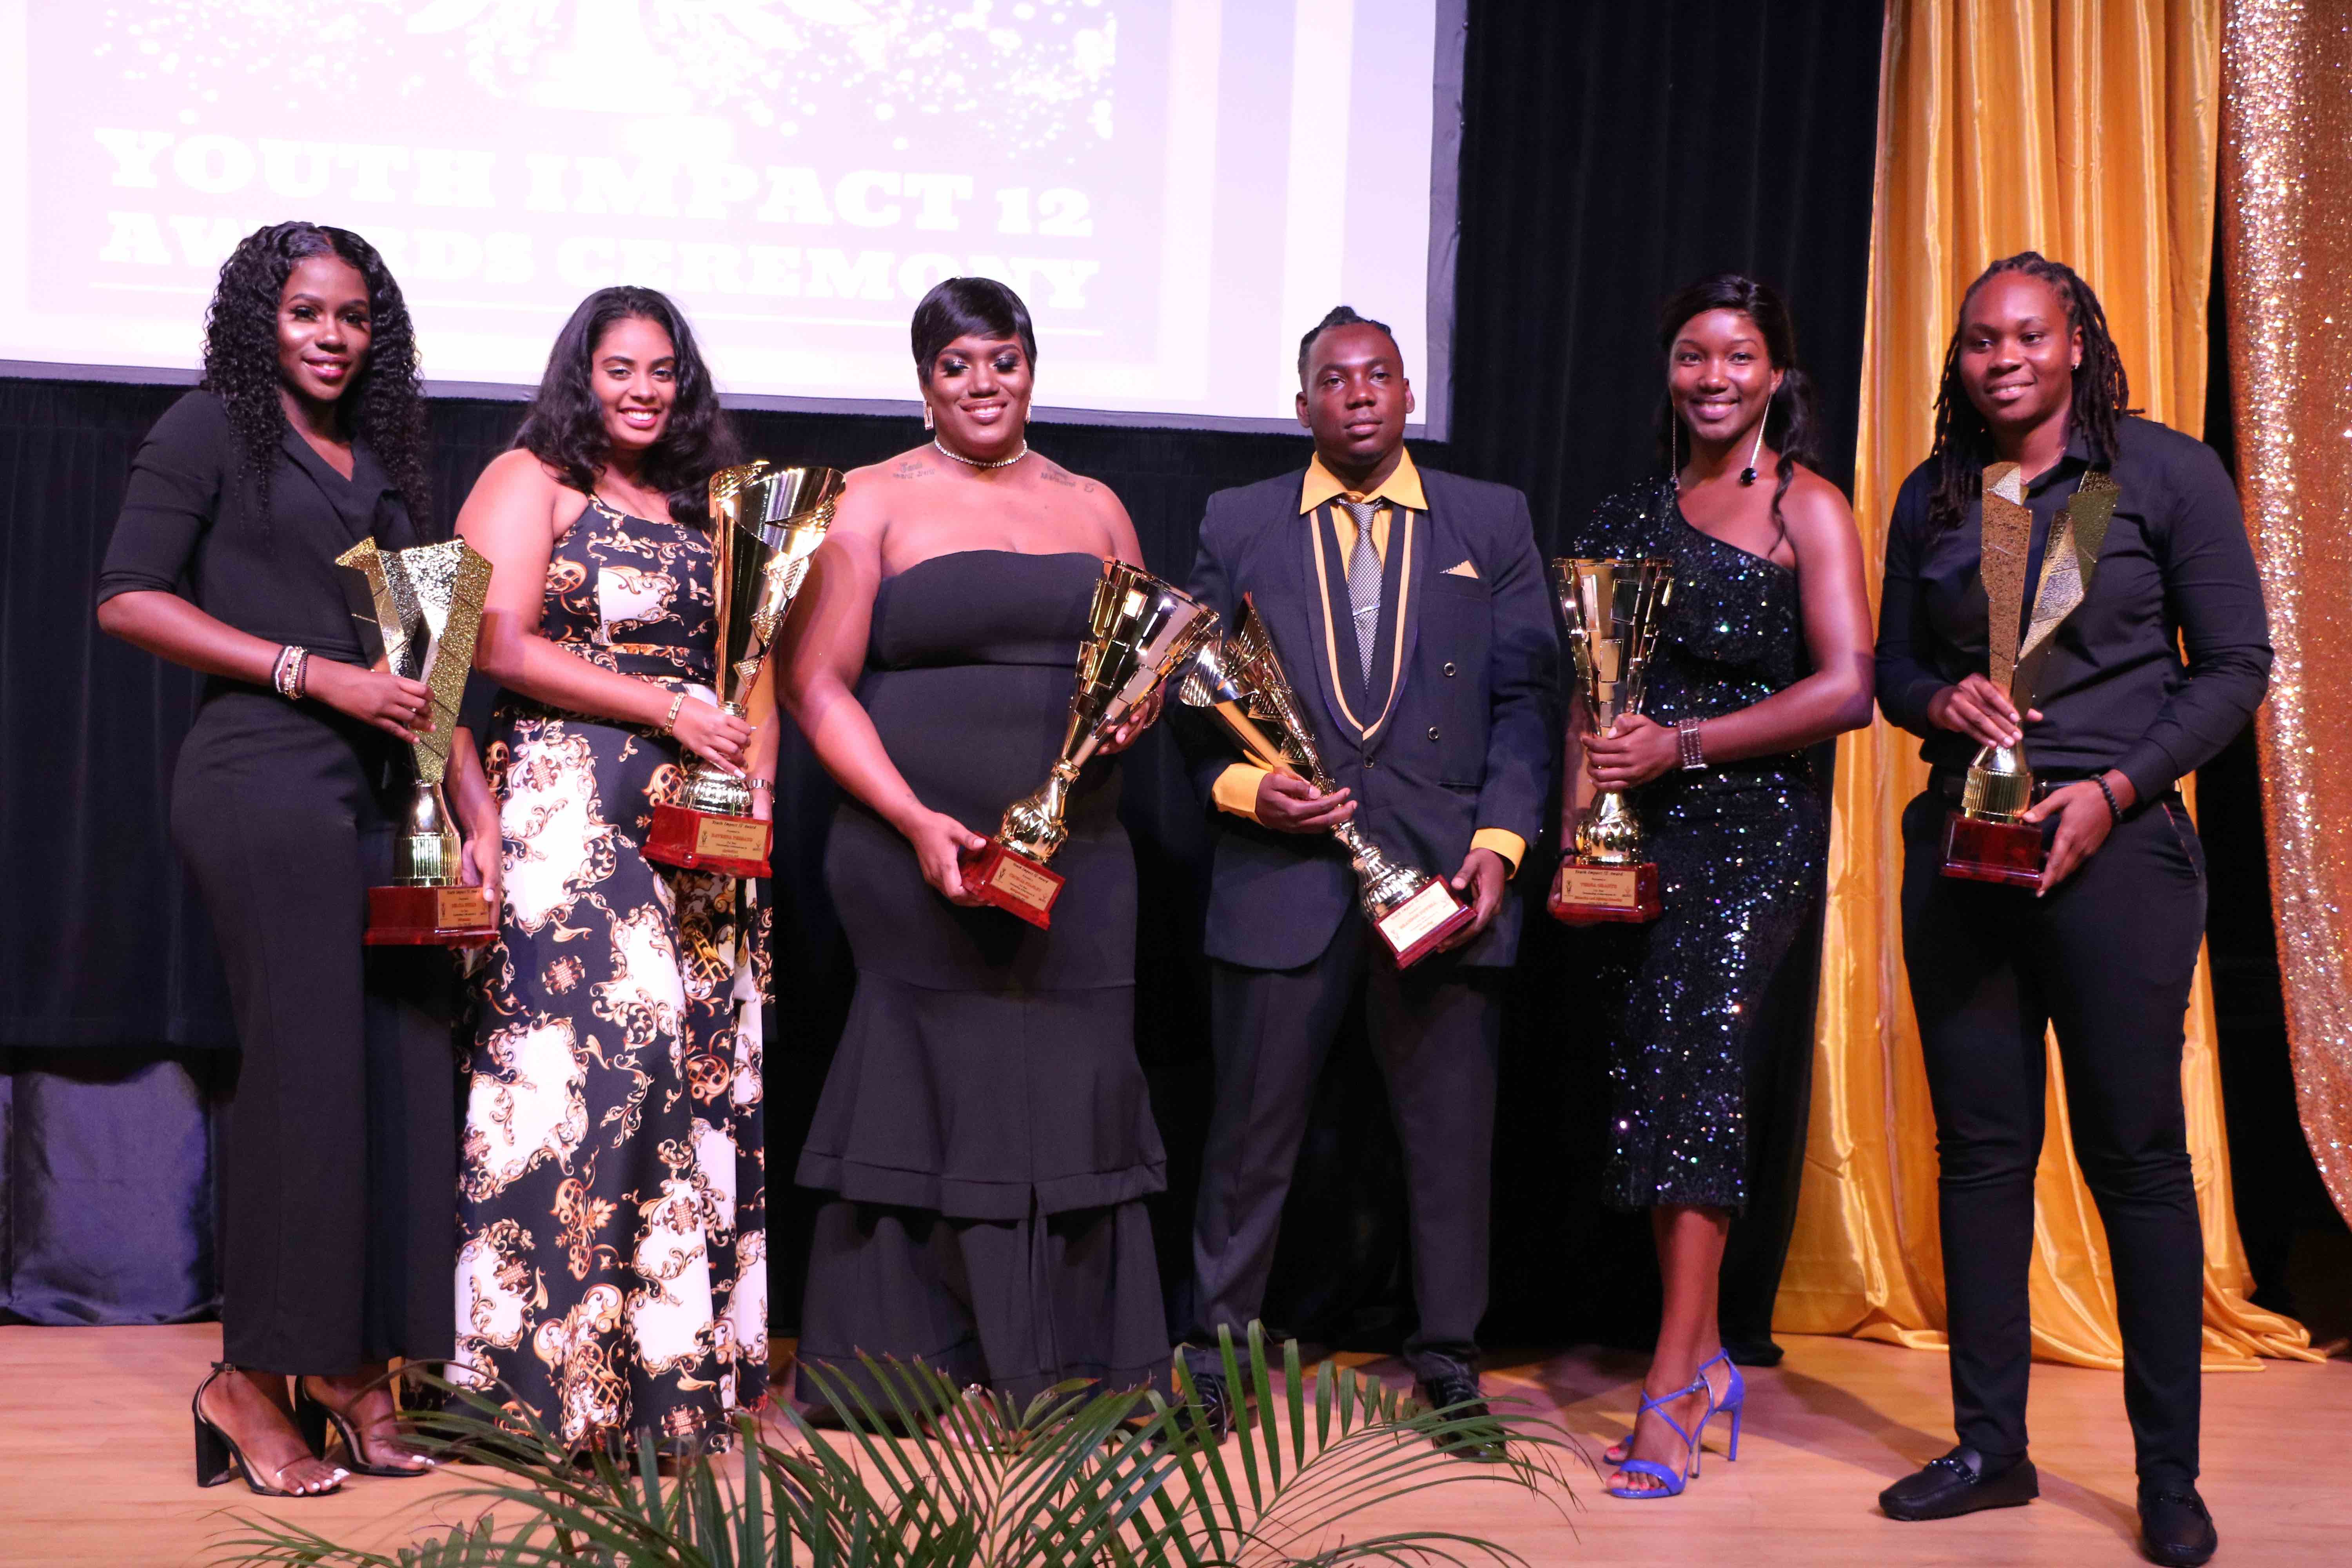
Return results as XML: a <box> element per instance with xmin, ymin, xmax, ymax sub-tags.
<box><xmin>1472</xmin><ymin>489</ymin><xmax>1556</xmax><ymax>850</ymax></box>
<box><xmin>1873</xmin><ymin>465</ymin><xmax>1947</xmax><ymax>739</ymax></box>
<box><xmin>96</xmin><ymin>391</ymin><xmax>230</xmax><ymax>606</ymax></box>
<box><xmin>1176</xmin><ymin>493</ymin><xmax>1245</xmax><ymax>808</ymax></box>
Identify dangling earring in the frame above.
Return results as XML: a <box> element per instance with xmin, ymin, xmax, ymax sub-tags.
<box><xmin>1738</xmin><ymin>415</ymin><xmax>1767</xmax><ymax>486</ymax></box>
<box><xmin>923</xmin><ymin>403</ymin><xmax>935</xmax><ymax>430</ymax></box>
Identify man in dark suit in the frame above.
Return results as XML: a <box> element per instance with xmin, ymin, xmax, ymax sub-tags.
<box><xmin>1175</xmin><ymin>306</ymin><xmax>1555</xmax><ymax>1449</ymax></box>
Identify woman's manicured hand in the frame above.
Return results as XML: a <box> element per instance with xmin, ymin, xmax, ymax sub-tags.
<box><xmin>309</xmin><ymin>659</ymin><xmax>433</xmax><ymax>742</ymax></box>
<box><xmin>1583</xmin><ymin>714</ymin><xmax>1680</xmax><ymax>791</ymax></box>
<box><xmin>1926</xmin><ymin>674</ymin><xmax>2036</xmax><ymax>750</ymax></box>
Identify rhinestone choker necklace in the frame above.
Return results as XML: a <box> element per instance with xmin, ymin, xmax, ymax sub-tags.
<box><xmin>933</xmin><ymin>437</ymin><xmax>1029</xmax><ymax>470</ymax></box>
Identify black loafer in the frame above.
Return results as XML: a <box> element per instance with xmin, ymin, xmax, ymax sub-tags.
<box><xmin>2138</xmin><ymin>1485</ymin><xmax>2217</xmax><ymax>1566</ymax></box>
<box><xmin>1414</xmin><ymin>1368</ymin><xmax>1508</xmax><ymax>1463</ymax></box>
<box><xmin>1878</xmin><ymin>1446</ymin><xmax>2038</xmax><ymax>1520</ymax></box>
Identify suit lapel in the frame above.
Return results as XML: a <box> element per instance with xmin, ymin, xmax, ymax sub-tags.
<box><xmin>1296</xmin><ymin>499</ymin><xmax>1363</xmax><ymax>755</ymax></box>
<box><xmin>283</xmin><ymin>432</ymin><xmax>391</xmax><ymax>666</ymax></box>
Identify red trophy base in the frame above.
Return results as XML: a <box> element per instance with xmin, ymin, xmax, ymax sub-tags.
<box><xmin>1548</xmin><ymin>860</ymin><xmax>1662</xmax><ymax>924</ymax></box>
<box><xmin>366</xmin><ymin>884</ymin><xmax>497</xmax><ymax>947</ymax></box>
<box><xmin>646</xmin><ymin>803</ymin><xmax>773</xmax><ymax>877</ymax></box>
<box><xmin>1941</xmin><ymin>811</ymin><xmax>2047</xmax><ymax>888</ymax></box>
<box><xmin>962</xmin><ymin>840</ymin><xmax>1065</xmax><ymax>929</ymax></box>
<box><xmin>1376</xmin><ymin>880</ymin><xmax>1477</xmax><ymax>969</ymax></box>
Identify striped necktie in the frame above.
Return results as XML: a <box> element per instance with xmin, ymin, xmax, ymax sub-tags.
<box><xmin>1338</xmin><ymin>497</ymin><xmax>1383</xmax><ymax>696</ymax></box>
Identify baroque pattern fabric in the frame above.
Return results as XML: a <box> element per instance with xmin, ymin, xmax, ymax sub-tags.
<box><xmin>456</xmin><ymin>497</ymin><xmax>770</xmax><ymax>1453</ymax></box>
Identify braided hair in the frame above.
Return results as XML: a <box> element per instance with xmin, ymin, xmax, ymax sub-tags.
<box><xmin>1655</xmin><ymin>274</ymin><xmax>1825</xmax><ymax>555</ymax></box>
<box><xmin>1926</xmin><ymin>252</ymin><xmax>2131</xmax><ymax>531</ymax></box>
<box><xmin>200</xmin><ymin>222</ymin><xmax>432</xmax><ymax>534</ymax></box>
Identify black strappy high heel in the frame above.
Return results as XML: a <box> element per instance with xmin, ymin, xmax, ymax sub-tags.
<box><xmin>294</xmin><ymin>1374</ymin><xmax>437</xmax><ymax>1478</ymax></box>
<box><xmin>192</xmin><ymin>1363</ymin><xmax>345</xmax><ymax>1496</ymax></box>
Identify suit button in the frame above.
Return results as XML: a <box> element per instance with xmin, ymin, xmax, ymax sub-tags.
<box><xmin>1365</xmin><ymin>759</ymin><xmax>1377</xmax><ymax>769</ymax></box>
<box><xmin>1443</xmin><ymin>662</ymin><xmax>1457</xmax><ymax>677</ymax></box>
<box><xmin>1427</xmin><ymin>726</ymin><xmax>1441</xmax><ymax>742</ymax></box>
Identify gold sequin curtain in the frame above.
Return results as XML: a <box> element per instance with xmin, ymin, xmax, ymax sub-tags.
<box><xmin>2222</xmin><ymin>1</ymin><xmax>2352</xmax><ymax>1226</ymax></box>
<box><xmin>1775</xmin><ymin>0</ymin><xmax>2319</xmax><ymax>1370</ymax></box>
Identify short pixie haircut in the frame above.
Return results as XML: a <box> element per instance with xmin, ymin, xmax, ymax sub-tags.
<box><xmin>910</xmin><ymin>277</ymin><xmax>1038</xmax><ymax>381</ymax></box>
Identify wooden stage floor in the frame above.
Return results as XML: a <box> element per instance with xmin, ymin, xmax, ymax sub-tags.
<box><xmin>2</xmin><ymin>1325</ymin><xmax>2343</xmax><ymax>1566</ymax></box>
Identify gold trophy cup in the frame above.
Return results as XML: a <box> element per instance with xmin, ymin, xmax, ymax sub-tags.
<box><xmin>1551</xmin><ymin>557</ymin><xmax>1674</xmax><ymax>923</ymax></box>
<box><xmin>645</xmin><ymin>461</ymin><xmax>845</xmax><ymax>878</ymax></box>
<box><xmin>1942</xmin><ymin>461</ymin><xmax>2120</xmax><ymax>887</ymax></box>
<box><xmin>1178</xmin><ymin>593</ymin><xmax>1476</xmax><ymax>968</ymax></box>
<box><xmin>962</xmin><ymin>559</ymin><xmax>1220</xmax><ymax>928</ymax></box>
<box><xmin>336</xmin><ymin>537</ymin><xmax>497</xmax><ymax>946</ymax></box>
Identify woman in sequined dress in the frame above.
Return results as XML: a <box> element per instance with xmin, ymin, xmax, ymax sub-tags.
<box><xmin>1560</xmin><ymin>276</ymin><xmax>1873</xmax><ymax>1498</ymax></box>
<box><xmin>452</xmin><ymin>287</ymin><xmax>770</xmax><ymax>1457</ymax></box>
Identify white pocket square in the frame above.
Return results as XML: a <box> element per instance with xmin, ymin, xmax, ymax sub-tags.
<box><xmin>1441</xmin><ymin>559</ymin><xmax>1481</xmax><ymax>579</ymax></box>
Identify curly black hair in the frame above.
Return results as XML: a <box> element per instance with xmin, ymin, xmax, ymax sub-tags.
<box><xmin>1654</xmin><ymin>273</ymin><xmax>1824</xmax><ymax>554</ymax></box>
<box><xmin>512</xmin><ymin>287</ymin><xmax>738</xmax><ymax>527</ymax></box>
<box><xmin>1926</xmin><ymin>252</ymin><xmax>2131</xmax><ymax>531</ymax></box>
<box><xmin>201</xmin><ymin>221</ymin><xmax>432</xmax><ymax>535</ymax></box>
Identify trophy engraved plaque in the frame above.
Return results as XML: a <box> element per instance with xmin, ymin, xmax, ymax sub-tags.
<box><xmin>337</xmin><ymin>537</ymin><xmax>498</xmax><ymax>946</ymax></box>
<box><xmin>963</xmin><ymin>560</ymin><xmax>1220</xmax><ymax>928</ymax></box>
<box><xmin>645</xmin><ymin>461</ymin><xmax>845</xmax><ymax>878</ymax></box>
<box><xmin>1942</xmin><ymin>463</ymin><xmax>2120</xmax><ymax>887</ymax></box>
<box><xmin>1178</xmin><ymin>594</ymin><xmax>1477</xmax><ymax>968</ymax></box>
<box><xmin>1550</xmin><ymin>557</ymin><xmax>1674</xmax><ymax>924</ymax></box>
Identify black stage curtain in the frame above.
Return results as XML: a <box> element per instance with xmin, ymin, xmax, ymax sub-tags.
<box><xmin>5</xmin><ymin>0</ymin><xmax>1911</xmax><ymax>1349</ymax></box>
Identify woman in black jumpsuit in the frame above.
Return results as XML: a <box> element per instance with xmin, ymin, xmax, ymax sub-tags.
<box><xmin>1871</xmin><ymin>254</ymin><xmax>2269</xmax><ymax>1568</ymax></box>
<box><xmin>96</xmin><ymin>223</ymin><xmax>499</xmax><ymax>1496</ymax></box>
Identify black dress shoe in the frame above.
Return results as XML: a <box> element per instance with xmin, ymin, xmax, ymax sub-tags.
<box><xmin>1878</xmin><ymin>1446</ymin><xmax>2038</xmax><ymax>1520</ymax></box>
<box><xmin>1722</xmin><ymin>1338</ymin><xmax>1784</xmax><ymax>1368</ymax></box>
<box><xmin>1414</xmin><ymin>1368</ymin><xmax>1507</xmax><ymax>1463</ymax></box>
<box><xmin>2138</xmin><ymin>1485</ymin><xmax>2217</xmax><ymax>1566</ymax></box>
<box><xmin>1165</xmin><ymin>1368</ymin><xmax>1235</xmax><ymax>1446</ymax></box>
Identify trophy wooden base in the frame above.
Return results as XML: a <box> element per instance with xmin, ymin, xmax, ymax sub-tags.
<box><xmin>645</xmin><ymin>803</ymin><xmax>773</xmax><ymax>877</ymax></box>
<box><xmin>1548</xmin><ymin>860</ymin><xmax>1662</xmax><ymax>924</ymax></box>
<box><xmin>1941</xmin><ymin>811</ymin><xmax>2047</xmax><ymax>888</ymax></box>
<box><xmin>962</xmin><ymin>840</ymin><xmax>1065</xmax><ymax>929</ymax></box>
<box><xmin>1376</xmin><ymin>879</ymin><xmax>1477</xmax><ymax>969</ymax></box>
<box><xmin>365</xmin><ymin>884</ymin><xmax>497</xmax><ymax>947</ymax></box>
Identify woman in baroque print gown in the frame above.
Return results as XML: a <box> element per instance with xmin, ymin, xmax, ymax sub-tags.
<box><xmin>451</xmin><ymin>286</ymin><xmax>771</xmax><ymax>1455</ymax></box>
<box><xmin>1561</xmin><ymin>276</ymin><xmax>1873</xmax><ymax>1499</ymax></box>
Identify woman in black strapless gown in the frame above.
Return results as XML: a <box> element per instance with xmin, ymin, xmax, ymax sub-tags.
<box><xmin>780</xmin><ymin>279</ymin><xmax>1170</xmax><ymax>1408</ymax></box>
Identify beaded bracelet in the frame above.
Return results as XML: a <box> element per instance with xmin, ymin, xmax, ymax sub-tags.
<box><xmin>272</xmin><ymin>644</ymin><xmax>310</xmax><ymax>700</ymax></box>
<box><xmin>2093</xmin><ymin>775</ymin><xmax>2123</xmax><ymax>824</ymax></box>
<box><xmin>1677</xmin><ymin>716</ymin><xmax>1708</xmax><ymax>771</ymax></box>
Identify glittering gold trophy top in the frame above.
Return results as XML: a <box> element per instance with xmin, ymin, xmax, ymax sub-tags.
<box><xmin>1555</xmin><ymin>557</ymin><xmax>1674</xmax><ymax>864</ymax></box>
<box><xmin>1179</xmin><ymin>595</ymin><xmax>1449</xmax><ymax>926</ymax></box>
<box><xmin>993</xmin><ymin>560</ymin><xmax>1220</xmax><ymax>864</ymax></box>
<box><xmin>679</xmin><ymin>461</ymin><xmax>845</xmax><ymax>819</ymax></box>
<box><xmin>336</xmin><ymin>536</ymin><xmax>492</xmax><ymax>885</ymax></box>
<box><xmin>1962</xmin><ymin>461</ymin><xmax>2120</xmax><ymax>823</ymax></box>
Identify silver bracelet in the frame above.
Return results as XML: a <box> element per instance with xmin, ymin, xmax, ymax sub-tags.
<box><xmin>1677</xmin><ymin>716</ymin><xmax>1708</xmax><ymax>771</ymax></box>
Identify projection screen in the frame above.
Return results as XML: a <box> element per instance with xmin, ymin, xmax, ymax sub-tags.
<box><xmin>0</xmin><ymin>1</ymin><xmax>1465</xmax><ymax>434</ymax></box>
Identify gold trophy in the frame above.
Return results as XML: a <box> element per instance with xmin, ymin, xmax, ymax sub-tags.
<box><xmin>962</xmin><ymin>560</ymin><xmax>1220</xmax><ymax>928</ymax></box>
<box><xmin>336</xmin><ymin>537</ymin><xmax>497</xmax><ymax>946</ymax></box>
<box><xmin>1551</xmin><ymin>557</ymin><xmax>1674</xmax><ymax>923</ymax></box>
<box><xmin>645</xmin><ymin>461</ymin><xmax>845</xmax><ymax>877</ymax></box>
<box><xmin>1178</xmin><ymin>593</ymin><xmax>1475</xmax><ymax>967</ymax></box>
<box><xmin>1942</xmin><ymin>461</ymin><xmax>2120</xmax><ymax>887</ymax></box>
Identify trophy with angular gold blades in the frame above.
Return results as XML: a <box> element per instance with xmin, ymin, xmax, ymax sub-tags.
<box><xmin>1179</xmin><ymin>594</ymin><xmax>1475</xmax><ymax>967</ymax></box>
<box><xmin>962</xmin><ymin>560</ymin><xmax>1220</xmax><ymax>927</ymax></box>
<box><xmin>1551</xmin><ymin>556</ymin><xmax>1674</xmax><ymax>923</ymax></box>
<box><xmin>1942</xmin><ymin>461</ymin><xmax>2120</xmax><ymax>887</ymax></box>
<box><xmin>645</xmin><ymin>461</ymin><xmax>845</xmax><ymax>877</ymax></box>
<box><xmin>336</xmin><ymin>536</ymin><xmax>497</xmax><ymax>946</ymax></box>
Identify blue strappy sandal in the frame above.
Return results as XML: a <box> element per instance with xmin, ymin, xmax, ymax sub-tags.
<box><xmin>1689</xmin><ymin>1349</ymin><xmax>1746</xmax><ymax>1472</ymax></box>
<box><xmin>1606</xmin><ymin>1376</ymin><xmax>1707</xmax><ymax>1499</ymax></box>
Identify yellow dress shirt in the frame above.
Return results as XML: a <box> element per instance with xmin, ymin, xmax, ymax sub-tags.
<box><xmin>1210</xmin><ymin>447</ymin><xmax>1525</xmax><ymax>876</ymax></box>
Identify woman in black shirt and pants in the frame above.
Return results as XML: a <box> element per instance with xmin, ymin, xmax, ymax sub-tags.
<box><xmin>96</xmin><ymin>224</ymin><xmax>499</xmax><ymax>1496</ymax></box>
<box><xmin>1871</xmin><ymin>254</ymin><xmax>2268</xmax><ymax>1568</ymax></box>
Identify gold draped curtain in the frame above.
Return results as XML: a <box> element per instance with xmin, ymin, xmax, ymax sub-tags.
<box><xmin>1775</xmin><ymin>0</ymin><xmax>2318</xmax><ymax>1370</ymax></box>
<box><xmin>2222</xmin><ymin>2</ymin><xmax>2352</xmax><ymax>1227</ymax></box>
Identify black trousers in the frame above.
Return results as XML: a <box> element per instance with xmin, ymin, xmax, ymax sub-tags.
<box><xmin>1900</xmin><ymin>786</ymin><xmax>2208</xmax><ymax>1488</ymax></box>
<box><xmin>1181</xmin><ymin>908</ymin><xmax>1501</xmax><ymax>1382</ymax></box>
<box><xmin>172</xmin><ymin>693</ymin><xmax>459</xmax><ymax>1375</ymax></box>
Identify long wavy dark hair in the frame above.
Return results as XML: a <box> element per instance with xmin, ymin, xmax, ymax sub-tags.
<box><xmin>1926</xmin><ymin>251</ymin><xmax>2131</xmax><ymax>531</ymax></box>
<box><xmin>1655</xmin><ymin>274</ymin><xmax>1823</xmax><ymax>553</ymax></box>
<box><xmin>513</xmin><ymin>287</ymin><xmax>738</xmax><ymax>526</ymax></box>
<box><xmin>200</xmin><ymin>221</ymin><xmax>431</xmax><ymax>534</ymax></box>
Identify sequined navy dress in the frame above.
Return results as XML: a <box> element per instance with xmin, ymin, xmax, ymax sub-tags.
<box><xmin>1568</xmin><ymin>482</ymin><xmax>1827</xmax><ymax>1212</ymax></box>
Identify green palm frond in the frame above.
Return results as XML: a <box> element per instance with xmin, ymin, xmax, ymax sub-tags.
<box><xmin>214</xmin><ymin>1327</ymin><xmax>1586</xmax><ymax>1568</ymax></box>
